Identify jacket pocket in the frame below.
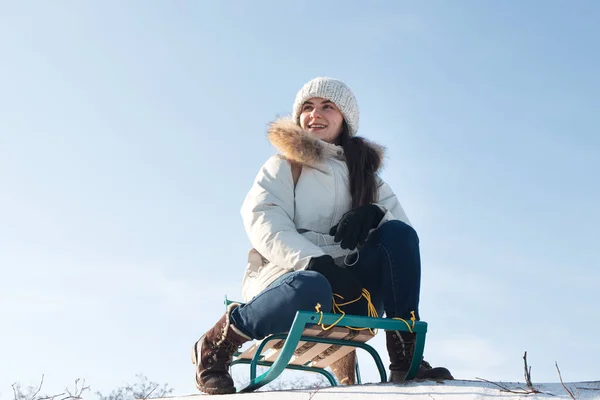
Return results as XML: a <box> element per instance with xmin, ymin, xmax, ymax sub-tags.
<box><xmin>246</xmin><ymin>248</ymin><xmax>267</xmax><ymax>278</ymax></box>
<box><xmin>241</xmin><ymin>248</ymin><xmax>292</xmax><ymax>303</ymax></box>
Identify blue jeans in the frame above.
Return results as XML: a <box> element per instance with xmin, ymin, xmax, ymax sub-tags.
<box><xmin>230</xmin><ymin>220</ymin><xmax>421</xmax><ymax>339</ymax></box>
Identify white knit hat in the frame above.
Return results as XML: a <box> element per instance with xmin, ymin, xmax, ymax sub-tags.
<box><xmin>292</xmin><ymin>77</ymin><xmax>359</xmax><ymax>136</ymax></box>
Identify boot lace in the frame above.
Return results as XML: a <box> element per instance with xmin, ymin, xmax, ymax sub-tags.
<box><xmin>394</xmin><ymin>332</ymin><xmax>433</xmax><ymax>370</ymax></box>
<box><xmin>391</xmin><ymin>330</ymin><xmax>415</xmax><ymax>365</ymax></box>
<box><xmin>212</xmin><ymin>338</ymin><xmax>239</xmax><ymax>365</ymax></box>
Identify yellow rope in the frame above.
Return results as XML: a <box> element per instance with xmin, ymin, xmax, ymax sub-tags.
<box><xmin>390</xmin><ymin>310</ymin><xmax>417</xmax><ymax>333</ymax></box>
<box><xmin>315</xmin><ymin>290</ymin><xmax>417</xmax><ymax>335</ymax></box>
<box><xmin>315</xmin><ymin>303</ymin><xmax>345</xmax><ymax>330</ymax></box>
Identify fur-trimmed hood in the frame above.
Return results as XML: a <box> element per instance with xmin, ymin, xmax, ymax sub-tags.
<box><xmin>267</xmin><ymin>118</ymin><xmax>385</xmax><ymax>170</ymax></box>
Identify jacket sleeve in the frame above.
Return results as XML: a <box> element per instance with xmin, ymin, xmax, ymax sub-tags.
<box><xmin>241</xmin><ymin>156</ymin><xmax>326</xmax><ymax>271</ymax></box>
<box><xmin>374</xmin><ymin>176</ymin><xmax>412</xmax><ymax>227</ymax></box>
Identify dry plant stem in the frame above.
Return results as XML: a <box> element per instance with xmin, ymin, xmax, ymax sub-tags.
<box><xmin>12</xmin><ymin>383</ymin><xmax>19</xmax><ymax>400</ymax></box>
<box><xmin>308</xmin><ymin>380</ymin><xmax>326</xmax><ymax>400</ymax></box>
<box><xmin>308</xmin><ymin>386</ymin><xmax>322</xmax><ymax>400</ymax></box>
<box><xmin>523</xmin><ymin>351</ymin><xmax>535</xmax><ymax>389</ymax></box>
<box><xmin>65</xmin><ymin>378</ymin><xmax>90</xmax><ymax>400</ymax></box>
<box><xmin>12</xmin><ymin>375</ymin><xmax>45</xmax><ymax>400</ymax></box>
<box><xmin>475</xmin><ymin>377</ymin><xmax>535</xmax><ymax>395</ymax></box>
<box><xmin>13</xmin><ymin>376</ymin><xmax>90</xmax><ymax>400</ymax></box>
<box><xmin>31</xmin><ymin>375</ymin><xmax>45</xmax><ymax>400</ymax></box>
<box><xmin>142</xmin><ymin>385</ymin><xmax>157</xmax><ymax>400</ymax></box>
<box><xmin>555</xmin><ymin>362</ymin><xmax>576</xmax><ymax>400</ymax></box>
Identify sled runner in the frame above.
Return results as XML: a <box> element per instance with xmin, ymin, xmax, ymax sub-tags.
<box><xmin>224</xmin><ymin>296</ymin><xmax>428</xmax><ymax>392</ymax></box>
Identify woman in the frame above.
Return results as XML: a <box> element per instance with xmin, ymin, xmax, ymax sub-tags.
<box><xmin>192</xmin><ymin>77</ymin><xmax>453</xmax><ymax>394</ymax></box>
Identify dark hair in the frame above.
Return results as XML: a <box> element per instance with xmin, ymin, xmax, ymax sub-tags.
<box><xmin>337</xmin><ymin>121</ymin><xmax>382</xmax><ymax>209</ymax></box>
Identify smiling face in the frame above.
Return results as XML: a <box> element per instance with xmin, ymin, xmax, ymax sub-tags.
<box><xmin>298</xmin><ymin>97</ymin><xmax>345</xmax><ymax>143</ymax></box>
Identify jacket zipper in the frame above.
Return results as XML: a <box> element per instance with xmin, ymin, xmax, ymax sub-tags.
<box><xmin>330</xmin><ymin>159</ymin><xmax>340</xmax><ymax>231</ymax></box>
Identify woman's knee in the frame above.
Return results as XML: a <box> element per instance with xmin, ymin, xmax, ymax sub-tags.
<box><xmin>376</xmin><ymin>220</ymin><xmax>419</xmax><ymax>244</ymax></box>
<box><xmin>285</xmin><ymin>270</ymin><xmax>333</xmax><ymax>311</ymax></box>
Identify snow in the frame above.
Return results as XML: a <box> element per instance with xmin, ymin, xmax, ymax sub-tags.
<box><xmin>161</xmin><ymin>380</ymin><xmax>600</xmax><ymax>399</ymax></box>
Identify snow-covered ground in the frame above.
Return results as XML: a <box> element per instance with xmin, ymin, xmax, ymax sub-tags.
<box><xmin>164</xmin><ymin>380</ymin><xmax>600</xmax><ymax>399</ymax></box>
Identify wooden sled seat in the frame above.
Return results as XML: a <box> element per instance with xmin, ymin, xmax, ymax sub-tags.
<box><xmin>236</xmin><ymin>324</ymin><xmax>375</xmax><ymax>369</ymax></box>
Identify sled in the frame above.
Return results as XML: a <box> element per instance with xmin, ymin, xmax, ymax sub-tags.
<box><xmin>224</xmin><ymin>296</ymin><xmax>428</xmax><ymax>392</ymax></box>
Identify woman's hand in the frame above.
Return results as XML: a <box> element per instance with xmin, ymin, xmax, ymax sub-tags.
<box><xmin>329</xmin><ymin>204</ymin><xmax>384</xmax><ymax>250</ymax></box>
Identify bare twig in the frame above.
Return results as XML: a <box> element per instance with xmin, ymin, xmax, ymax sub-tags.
<box><xmin>475</xmin><ymin>377</ymin><xmax>532</xmax><ymax>394</ymax></box>
<box><xmin>475</xmin><ymin>376</ymin><xmax>553</xmax><ymax>396</ymax></box>
<box><xmin>37</xmin><ymin>394</ymin><xmax>64</xmax><ymax>400</ymax></box>
<box><xmin>523</xmin><ymin>351</ymin><xmax>536</xmax><ymax>390</ymax></box>
<box><xmin>12</xmin><ymin>375</ymin><xmax>46</xmax><ymax>400</ymax></box>
<box><xmin>307</xmin><ymin>378</ymin><xmax>326</xmax><ymax>400</ymax></box>
<box><xmin>15</xmin><ymin>377</ymin><xmax>90</xmax><ymax>400</ymax></box>
<box><xmin>12</xmin><ymin>383</ymin><xmax>19</xmax><ymax>400</ymax></box>
<box><xmin>30</xmin><ymin>375</ymin><xmax>45</xmax><ymax>400</ymax></box>
<box><xmin>141</xmin><ymin>384</ymin><xmax>157</xmax><ymax>400</ymax></box>
<box><xmin>555</xmin><ymin>362</ymin><xmax>576</xmax><ymax>400</ymax></box>
<box><xmin>64</xmin><ymin>378</ymin><xmax>90</xmax><ymax>400</ymax></box>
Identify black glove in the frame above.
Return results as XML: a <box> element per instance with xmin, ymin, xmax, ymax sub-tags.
<box><xmin>329</xmin><ymin>204</ymin><xmax>385</xmax><ymax>250</ymax></box>
<box><xmin>307</xmin><ymin>255</ymin><xmax>363</xmax><ymax>302</ymax></box>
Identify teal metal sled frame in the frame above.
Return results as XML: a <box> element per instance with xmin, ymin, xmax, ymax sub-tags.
<box><xmin>225</xmin><ymin>296</ymin><xmax>428</xmax><ymax>393</ymax></box>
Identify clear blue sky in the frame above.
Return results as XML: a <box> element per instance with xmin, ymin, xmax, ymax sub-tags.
<box><xmin>1</xmin><ymin>1</ymin><xmax>598</xmax><ymax>397</ymax></box>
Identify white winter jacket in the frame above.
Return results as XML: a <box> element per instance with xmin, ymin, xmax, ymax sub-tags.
<box><xmin>240</xmin><ymin>119</ymin><xmax>411</xmax><ymax>302</ymax></box>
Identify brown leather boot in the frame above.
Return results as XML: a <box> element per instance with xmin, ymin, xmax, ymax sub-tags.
<box><xmin>386</xmin><ymin>330</ymin><xmax>454</xmax><ymax>382</ymax></box>
<box><xmin>191</xmin><ymin>303</ymin><xmax>251</xmax><ymax>394</ymax></box>
<box><xmin>330</xmin><ymin>350</ymin><xmax>356</xmax><ymax>385</ymax></box>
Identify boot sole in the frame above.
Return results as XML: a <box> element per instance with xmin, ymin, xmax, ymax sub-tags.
<box><xmin>191</xmin><ymin>339</ymin><xmax>236</xmax><ymax>395</ymax></box>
